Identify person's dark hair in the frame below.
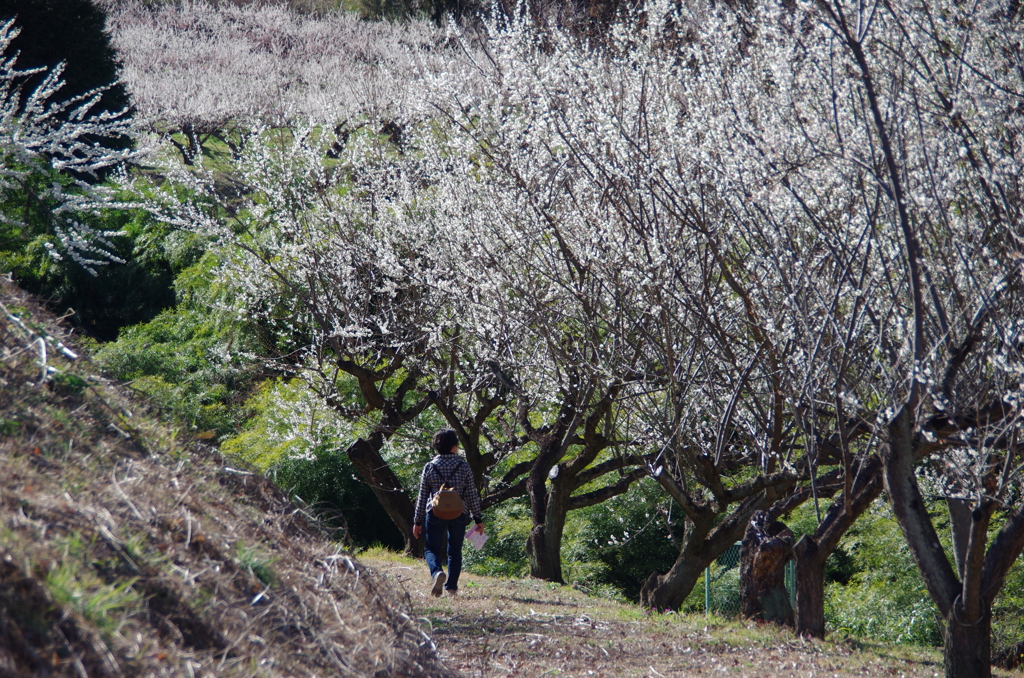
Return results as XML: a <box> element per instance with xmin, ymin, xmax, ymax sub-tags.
<box><xmin>433</xmin><ymin>429</ymin><xmax>459</xmax><ymax>455</ymax></box>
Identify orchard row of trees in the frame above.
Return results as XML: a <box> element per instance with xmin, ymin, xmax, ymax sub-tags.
<box><xmin>119</xmin><ymin>3</ymin><xmax>1023</xmax><ymax>677</ymax></box>
<box><xmin>3</xmin><ymin>1</ymin><xmax>1021</xmax><ymax>676</ymax></box>
<box><xmin>103</xmin><ymin>0</ymin><xmax>472</xmax><ymax>162</ymax></box>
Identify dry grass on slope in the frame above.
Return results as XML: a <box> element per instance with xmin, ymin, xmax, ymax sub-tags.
<box><xmin>362</xmin><ymin>551</ymin><xmax>1017</xmax><ymax>678</ymax></box>
<box><xmin>0</xmin><ymin>276</ymin><xmax>453</xmax><ymax>678</ymax></box>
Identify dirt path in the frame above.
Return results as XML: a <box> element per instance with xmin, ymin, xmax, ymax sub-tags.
<box><xmin>359</xmin><ymin>553</ymin><xmax>983</xmax><ymax>678</ymax></box>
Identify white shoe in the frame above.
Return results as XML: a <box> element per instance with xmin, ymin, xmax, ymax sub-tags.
<box><xmin>447</xmin><ymin>589</ymin><xmax>458</xmax><ymax>598</ymax></box>
<box><xmin>430</xmin><ymin>571</ymin><xmax>446</xmax><ymax>597</ymax></box>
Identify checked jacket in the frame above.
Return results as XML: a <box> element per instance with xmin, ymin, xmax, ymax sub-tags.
<box><xmin>413</xmin><ymin>454</ymin><xmax>483</xmax><ymax>526</ymax></box>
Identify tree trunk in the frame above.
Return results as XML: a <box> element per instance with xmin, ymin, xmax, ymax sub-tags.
<box><xmin>640</xmin><ymin>507</ymin><xmax>757</xmax><ymax>611</ymax></box>
<box><xmin>641</xmin><ymin>478</ymin><xmax>780</xmax><ymax>612</ymax></box>
<box><xmin>793</xmin><ymin>535</ymin><xmax>826</xmax><ymax>638</ymax></box>
<box><xmin>526</xmin><ymin>525</ymin><xmax>560</xmax><ymax>582</ymax></box>
<box><xmin>640</xmin><ymin>537</ymin><xmax>710</xmax><ymax>611</ymax></box>
<box><xmin>943</xmin><ymin>601</ymin><xmax>992</xmax><ymax>678</ymax></box>
<box><xmin>794</xmin><ymin>455</ymin><xmax>883</xmax><ymax>638</ymax></box>
<box><xmin>882</xmin><ymin>408</ymin><xmax>996</xmax><ymax>678</ymax></box>
<box><xmin>527</xmin><ymin>474</ymin><xmax>569</xmax><ymax>582</ymax></box>
<box><xmin>739</xmin><ymin>511</ymin><xmax>793</xmax><ymax>625</ymax></box>
<box><xmin>346</xmin><ymin>437</ymin><xmax>422</xmax><ymax>558</ymax></box>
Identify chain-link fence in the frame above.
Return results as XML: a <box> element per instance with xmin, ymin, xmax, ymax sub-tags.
<box><xmin>702</xmin><ymin>542</ymin><xmax>795</xmax><ymax>616</ymax></box>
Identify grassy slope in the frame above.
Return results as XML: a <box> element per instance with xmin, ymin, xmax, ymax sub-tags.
<box><xmin>1</xmin><ymin>276</ymin><xmax>1013</xmax><ymax>678</ymax></box>
<box><xmin>0</xmin><ymin>276</ymin><xmax>450</xmax><ymax>678</ymax></box>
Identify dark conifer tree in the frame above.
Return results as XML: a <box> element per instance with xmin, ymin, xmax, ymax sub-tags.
<box><xmin>0</xmin><ymin>0</ymin><xmax>129</xmax><ymax>116</ymax></box>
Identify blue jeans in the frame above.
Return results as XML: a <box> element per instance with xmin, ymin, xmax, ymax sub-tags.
<box><xmin>424</xmin><ymin>512</ymin><xmax>467</xmax><ymax>591</ymax></box>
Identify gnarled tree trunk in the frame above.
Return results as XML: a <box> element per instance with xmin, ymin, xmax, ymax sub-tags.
<box><xmin>740</xmin><ymin>511</ymin><xmax>793</xmax><ymax>625</ymax></box>
<box><xmin>526</xmin><ymin>470</ymin><xmax>570</xmax><ymax>582</ymax></box>
<box><xmin>879</xmin><ymin>406</ymin><xmax>1024</xmax><ymax>678</ymax></box>
<box><xmin>640</xmin><ymin>516</ymin><xmax>713</xmax><ymax>611</ymax></box>
<box><xmin>642</xmin><ymin>463</ymin><xmax>799</xmax><ymax>611</ymax></box>
<box><xmin>524</xmin><ymin>442</ymin><xmax>563</xmax><ymax>582</ymax></box>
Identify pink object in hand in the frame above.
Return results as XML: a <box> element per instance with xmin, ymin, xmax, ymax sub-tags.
<box><xmin>467</xmin><ymin>524</ymin><xmax>488</xmax><ymax>550</ymax></box>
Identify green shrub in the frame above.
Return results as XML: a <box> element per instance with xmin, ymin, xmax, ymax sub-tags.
<box><xmin>461</xmin><ymin>476</ymin><xmax>678</xmax><ymax>602</ymax></box>
<box><xmin>0</xmin><ymin>182</ymin><xmax>181</xmax><ymax>341</ymax></box>
<box><xmin>463</xmin><ymin>496</ymin><xmax>531</xmax><ymax>579</ymax></box>
<box><xmin>705</xmin><ymin>562</ymin><xmax>742</xmax><ymax>615</ymax></box>
<box><xmin>823</xmin><ymin>505</ymin><xmax>943</xmax><ymax>646</ymax></box>
<box><xmin>94</xmin><ymin>277</ymin><xmax>258</xmax><ymax>435</ymax></box>
<box><xmin>126</xmin><ymin>375</ymin><xmax>236</xmax><ymax>435</ymax></box>
<box><xmin>571</xmin><ymin>479</ymin><xmax>679</xmax><ymax>602</ymax></box>
<box><xmin>221</xmin><ymin>378</ymin><xmax>406</xmax><ymax>548</ymax></box>
<box><xmin>991</xmin><ymin>540</ymin><xmax>1024</xmax><ymax>654</ymax></box>
<box><xmin>273</xmin><ymin>452</ymin><xmax>404</xmax><ymax>549</ymax></box>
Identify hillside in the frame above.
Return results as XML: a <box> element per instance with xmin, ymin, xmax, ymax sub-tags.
<box><xmin>0</xmin><ymin>275</ymin><xmax>450</xmax><ymax>677</ymax></box>
<box><xmin>2</xmin><ymin>275</ymin><xmax>1017</xmax><ymax>678</ymax></box>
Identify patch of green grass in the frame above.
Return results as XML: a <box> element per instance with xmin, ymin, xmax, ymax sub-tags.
<box><xmin>234</xmin><ymin>541</ymin><xmax>277</xmax><ymax>586</ymax></box>
<box><xmin>47</xmin><ymin>404</ymin><xmax>75</xmax><ymax>429</ymax></box>
<box><xmin>0</xmin><ymin>417</ymin><xmax>19</xmax><ymax>435</ymax></box>
<box><xmin>49</xmin><ymin>370</ymin><xmax>88</xmax><ymax>396</ymax></box>
<box><xmin>45</xmin><ymin>560</ymin><xmax>140</xmax><ymax>635</ymax></box>
<box><xmin>117</xmin><ymin>530</ymin><xmax>168</xmax><ymax>572</ymax></box>
<box><xmin>120</xmin><ymin>531</ymin><xmax>149</xmax><ymax>562</ymax></box>
<box><xmin>193</xmin><ymin>586</ymin><xmax>215</xmax><ymax>608</ymax></box>
<box><xmin>355</xmin><ymin>545</ymin><xmax>409</xmax><ymax>563</ymax></box>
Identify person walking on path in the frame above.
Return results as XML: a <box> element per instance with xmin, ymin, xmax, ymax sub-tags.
<box><xmin>412</xmin><ymin>429</ymin><xmax>485</xmax><ymax>598</ymax></box>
